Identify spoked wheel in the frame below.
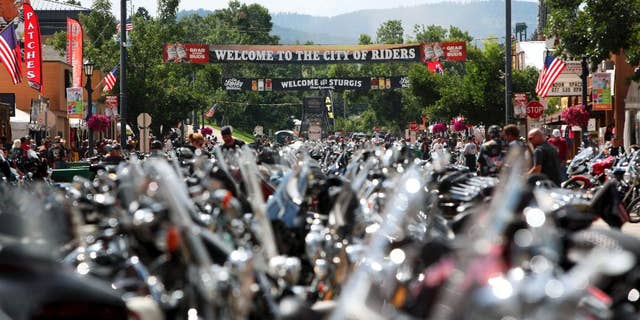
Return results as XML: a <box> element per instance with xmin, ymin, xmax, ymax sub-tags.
<box><xmin>626</xmin><ymin>198</ymin><xmax>640</xmax><ymax>223</ymax></box>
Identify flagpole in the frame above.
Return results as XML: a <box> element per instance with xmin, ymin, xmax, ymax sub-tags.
<box><xmin>119</xmin><ymin>0</ymin><xmax>128</xmax><ymax>146</ymax></box>
<box><xmin>93</xmin><ymin>77</ymin><xmax>104</xmax><ymax>91</ymax></box>
<box><xmin>505</xmin><ymin>0</ymin><xmax>512</xmax><ymax>125</ymax></box>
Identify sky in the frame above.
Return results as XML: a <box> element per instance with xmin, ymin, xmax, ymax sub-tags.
<box><xmin>82</xmin><ymin>0</ymin><xmax>537</xmax><ymax>19</ymax></box>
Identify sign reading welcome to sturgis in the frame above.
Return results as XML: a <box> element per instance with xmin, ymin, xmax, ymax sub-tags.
<box><xmin>163</xmin><ymin>42</ymin><xmax>467</xmax><ymax>64</ymax></box>
<box><xmin>223</xmin><ymin>76</ymin><xmax>410</xmax><ymax>91</ymax></box>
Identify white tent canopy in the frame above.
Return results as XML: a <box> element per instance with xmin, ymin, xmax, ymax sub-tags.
<box><xmin>10</xmin><ymin>108</ymin><xmax>29</xmax><ymax>140</ymax></box>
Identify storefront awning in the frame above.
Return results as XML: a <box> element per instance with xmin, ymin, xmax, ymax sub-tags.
<box><xmin>540</xmin><ymin>110</ymin><xmax>563</xmax><ymax>125</ymax></box>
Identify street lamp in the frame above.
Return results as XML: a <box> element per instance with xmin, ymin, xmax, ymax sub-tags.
<box><xmin>84</xmin><ymin>60</ymin><xmax>95</xmax><ymax>157</ymax></box>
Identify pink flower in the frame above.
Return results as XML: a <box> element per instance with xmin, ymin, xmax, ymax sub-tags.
<box><xmin>201</xmin><ymin>127</ymin><xmax>213</xmax><ymax>136</ymax></box>
<box><xmin>432</xmin><ymin>122</ymin><xmax>447</xmax><ymax>133</ymax></box>
<box><xmin>452</xmin><ymin>118</ymin><xmax>466</xmax><ymax>132</ymax></box>
<box><xmin>87</xmin><ymin>114</ymin><xmax>110</xmax><ymax>132</ymax></box>
<box><xmin>561</xmin><ymin>105</ymin><xmax>589</xmax><ymax>127</ymax></box>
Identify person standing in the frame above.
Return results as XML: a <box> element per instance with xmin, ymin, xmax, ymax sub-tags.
<box><xmin>462</xmin><ymin>136</ymin><xmax>477</xmax><ymax>170</ymax></box>
<box><xmin>528</xmin><ymin>128</ymin><xmax>562</xmax><ymax>186</ymax></box>
<box><xmin>431</xmin><ymin>137</ymin><xmax>445</xmax><ymax>154</ymax></box>
<box><xmin>47</xmin><ymin>137</ymin><xmax>68</xmax><ymax>169</ymax></box>
<box><xmin>220</xmin><ymin>126</ymin><xmax>246</xmax><ymax>151</ymax></box>
<box><xmin>547</xmin><ymin>129</ymin><xmax>569</xmax><ymax>182</ymax></box>
<box><xmin>503</xmin><ymin>124</ymin><xmax>532</xmax><ymax>168</ymax></box>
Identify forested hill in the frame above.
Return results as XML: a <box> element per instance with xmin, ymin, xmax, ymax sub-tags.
<box><xmin>178</xmin><ymin>0</ymin><xmax>538</xmax><ymax>44</ymax></box>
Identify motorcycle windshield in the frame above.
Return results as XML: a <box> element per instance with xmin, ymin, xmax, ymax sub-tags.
<box><xmin>571</xmin><ymin>147</ymin><xmax>594</xmax><ymax>164</ymax></box>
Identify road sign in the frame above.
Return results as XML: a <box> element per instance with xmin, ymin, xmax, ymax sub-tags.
<box><xmin>526</xmin><ymin>101</ymin><xmax>544</xmax><ymax>119</ymax></box>
<box><xmin>137</xmin><ymin>113</ymin><xmax>152</xmax><ymax>128</ymax></box>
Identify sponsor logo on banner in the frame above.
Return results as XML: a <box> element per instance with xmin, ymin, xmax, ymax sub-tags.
<box><xmin>224</xmin><ymin>78</ymin><xmax>244</xmax><ymax>91</ymax></box>
<box><xmin>420</xmin><ymin>41</ymin><xmax>467</xmax><ymax>63</ymax></box>
<box><xmin>163</xmin><ymin>43</ymin><xmax>210</xmax><ymax>64</ymax></box>
<box><xmin>399</xmin><ymin>76</ymin><xmax>410</xmax><ymax>88</ymax></box>
<box><xmin>164</xmin><ymin>43</ymin><xmax>466</xmax><ymax>64</ymax></box>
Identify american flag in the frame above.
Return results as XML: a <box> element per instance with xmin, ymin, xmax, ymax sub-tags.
<box><xmin>536</xmin><ymin>56</ymin><xmax>566</xmax><ymax>98</ymax></box>
<box><xmin>102</xmin><ymin>65</ymin><xmax>118</xmax><ymax>92</ymax></box>
<box><xmin>116</xmin><ymin>19</ymin><xmax>133</xmax><ymax>32</ymax></box>
<box><xmin>0</xmin><ymin>24</ymin><xmax>22</xmax><ymax>85</ymax></box>
<box><xmin>205</xmin><ymin>104</ymin><xmax>219</xmax><ymax>118</ymax></box>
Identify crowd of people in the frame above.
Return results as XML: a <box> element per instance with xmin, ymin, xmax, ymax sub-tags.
<box><xmin>0</xmin><ymin>122</ymin><xmax>624</xmax><ymax>186</ymax></box>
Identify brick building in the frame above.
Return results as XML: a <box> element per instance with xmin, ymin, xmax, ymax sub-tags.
<box><xmin>1</xmin><ymin>0</ymin><xmax>101</xmax><ymax>144</ymax></box>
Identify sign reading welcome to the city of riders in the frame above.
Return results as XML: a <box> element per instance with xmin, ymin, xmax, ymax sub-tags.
<box><xmin>163</xmin><ymin>42</ymin><xmax>467</xmax><ymax>64</ymax></box>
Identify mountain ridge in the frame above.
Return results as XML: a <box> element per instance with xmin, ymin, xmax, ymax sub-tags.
<box><xmin>178</xmin><ymin>1</ymin><xmax>539</xmax><ymax>44</ymax></box>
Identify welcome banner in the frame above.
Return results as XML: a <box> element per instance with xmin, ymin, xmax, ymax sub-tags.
<box><xmin>23</xmin><ymin>3</ymin><xmax>42</xmax><ymax>92</ymax></box>
<box><xmin>165</xmin><ymin>42</ymin><xmax>466</xmax><ymax>64</ymax></box>
<box><xmin>223</xmin><ymin>76</ymin><xmax>410</xmax><ymax>91</ymax></box>
<box><xmin>66</xmin><ymin>18</ymin><xmax>82</xmax><ymax>87</ymax></box>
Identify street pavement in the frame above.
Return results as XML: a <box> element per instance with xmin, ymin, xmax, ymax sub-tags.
<box><xmin>593</xmin><ymin>219</ymin><xmax>640</xmax><ymax>237</ymax></box>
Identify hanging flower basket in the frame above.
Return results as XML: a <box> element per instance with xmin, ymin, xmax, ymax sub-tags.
<box><xmin>432</xmin><ymin>122</ymin><xmax>447</xmax><ymax>134</ymax></box>
<box><xmin>87</xmin><ymin>114</ymin><xmax>110</xmax><ymax>132</ymax></box>
<box><xmin>452</xmin><ymin>117</ymin><xmax>466</xmax><ymax>132</ymax></box>
<box><xmin>201</xmin><ymin>126</ymin><xmax>213</xmax><ymax>136</ymax></box>
<box><xmin>561</xmin><ymin>105</ymin><xmax>590</xmax><ymax>127</ymax></box>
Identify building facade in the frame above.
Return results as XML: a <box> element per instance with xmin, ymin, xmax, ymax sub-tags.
<box><xmin>1</xmin><ymin>0</ymin><xmax>95</xmax><ymax>143</ymax></box>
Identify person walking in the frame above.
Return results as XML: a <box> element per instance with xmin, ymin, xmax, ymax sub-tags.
<box><xmin>547</xmin><ymin>129</ymin><xmax>569</xmax><ymax>182</ymax></box>
<box><xmin>477</xmin><ymin>125</ymin><xmax>504</xmax><ymax>177</ymax></box>
<box><xmin>528</xmin><ymin>128</ymin><xmax>562</xmax><ymax>186</ymax></box>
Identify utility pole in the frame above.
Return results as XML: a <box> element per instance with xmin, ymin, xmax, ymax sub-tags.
<box><xmin>581</xmin><ymin>55</ymin><xmax>589</xmax><ymax>145</ymax></box>
<box><xmin>119</xmin><ymin>0</ymin><xmax>128</xmax><ymax>146</ymax></box>
<box><xmin>505</xmin><ymin>0</ymin><xmax>513</xmax><ymax>125</ymax></box>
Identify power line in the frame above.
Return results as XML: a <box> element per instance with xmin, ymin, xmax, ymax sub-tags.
<box><xmin>219</xmin><ymin>100</ymin><xmax>302</xmax><ymax>106</ymax></box>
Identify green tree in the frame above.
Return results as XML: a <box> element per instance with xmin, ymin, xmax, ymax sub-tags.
<box><xmin>414</xmin><ymin>25</ymin><xmax>447</xmax><ymax>42</ymax></box>
<box><xmin>358</xmin><ymin>34</ymin><xmax>372</xmax><ymax>45</ymax></box>
<box><xmin>78</xmin><ymin>0</ymin><xmax>116</xmax><ymax>49</ymax></box>
<box><xmin>376</xmin><ymin>20</ymin><xmax>404</xmax><ymax>44</ymax></box>
<box><xmin>545</xmin><ymin>0</ymin><xmax>640</xmax><ymax>65</ymax></box>
<box><xmin>158</xmin><ymin>0</ymin><xmax>180</xmax><ymax>24</ymax></box>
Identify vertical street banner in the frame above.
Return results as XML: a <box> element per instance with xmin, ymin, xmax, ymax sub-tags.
<box><xmin>66</xmin><ymin>87</ymin><xmax>84</xmax><ymax>119</ymax></box>
<box><xmin>592</xmin><ymin>72</ymin><xmax>612</xmax><ymax>111</ymax></box>
<box><xmin>67</xmin><ymin>18</ymin><xmax>83</xmax><ymax>87</ymax></box>
<box><xmin>325</xmin><ymin>95</ymin><xmax>334</xmax><ymax>126</ymax></box>
<box><xmin>105</xmin><ymin>94</ymin><xmax>119</xmax><ymax>117</ymax></box>
<box><xmin>23</xmin><ymin>3</ymin><xmax>42</xmax><ymax>92</ymax></box>
<box><xmin>513</xmin><ymin>93</ymin><xmax>528</xmax><ymax>119</ymax></box>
